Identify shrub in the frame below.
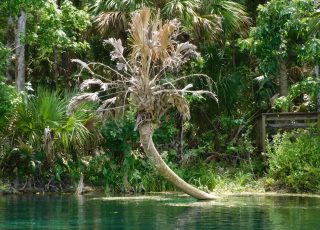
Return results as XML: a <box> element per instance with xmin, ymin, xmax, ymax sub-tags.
<box><xmin>267</xmin><ymin>129</ymin><xmax>320</xmax><ymax>192</ymax></box>
<box><xmin>0</xmin><ymin>87</ymin><xmax>100</xmax><ymax>186</ymax></box>
<box><xmin>0</xmin><ymin>80</ymin><xmax>17</xmax><ymax>132</ymax></box>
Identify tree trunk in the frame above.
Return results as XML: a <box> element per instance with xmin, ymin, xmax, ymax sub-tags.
<box><xmin>315</xmin><ymin>65</ymin><xmax>320</xmax><ymax>112</ymax></box>
<box><xmin>138</xmin><ymin>121</ymin><xmax>215</xmax><ymax>200</ymax></box>
<box><xmin>53</xmin><ymin>47</ymin><xmax>59</xmax><ymax>86</ymax></box>
<box><xmin>315</xmin><ymin>0</ymin><xmax>320</xmax><ymax>111</ymax></box>
<box><xmin>6</xmin><ymin>16</ymin><xmax>15</xmax><ymax>83</ymax></box>
<box><xmin>279</xmin><ymin>59</ymin><xmax>288</xmax><ymax>96</ymax></box>
<box><xmin>76</xmin><ymin>172</ymin><xmax>84</xmax><ymax>195</ymax></box>
<box><xmin>177</xmin><ymin>115</ymin><xmax>184</xmax><ymax>157</ymax></box>
<box><xmin>13</xmin><ymin>175</ymin><xmax>19</xmax><ymax>189</ymax></box>
<box><xmin>15</xmin><ymin>10</ymin><xmax>27</xmax><ymax>91</ymax></box>
<box><xmin>122</xmin><ymin>171</ymin><xmax>132</xmax><ymax>193</ymax></box>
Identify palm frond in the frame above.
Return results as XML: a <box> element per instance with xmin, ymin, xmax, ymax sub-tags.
<box><xmin>192</xmin><ymin>14</ymin><xmax>222</xmax><ymax>41</ymax></box>
<box><xmin>67</xmin><ymin>93</ymin><xmax>100</xmax><ymax>115</ymax></box>
<box><xmin>209</xmin><ymin>0</ymin><xmax>250</xmax><ymax>35</ymax></box>
<box><xmin>95</xmin><ymin>11</ymin><xmax>128</xmax><ymax>35</ymax></box>
<box><xmin>72</xmin><ymin>8</ymin><xmax>216</xmax><ymax>128</ymax></box>
<box><xmin>309</xmin><ymin>10</ymin><xmax>320</xmax><ymax>36</ymax></box>
<box><xmin>168</xmin><ymin>93</ymin><xmax>191</xmax><ymax>120</ymax></box>
<box><xmin>80</xmin><ymin>78</ymin><xmax>108</xmax><ymax>92</ymax></box>
<box><xmin>162</xmin><ymin>0</ymin><xmax>200</xmax><ymax>18</ymax></box>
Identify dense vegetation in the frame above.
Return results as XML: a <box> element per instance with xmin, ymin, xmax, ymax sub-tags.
<box><xmin>0</xmin><ymin>0</ymin><xmax>319</xmax><ymax>194</ymax></box>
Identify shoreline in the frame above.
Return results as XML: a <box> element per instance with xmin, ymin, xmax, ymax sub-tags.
<box><xmin>1</xmin><ymin>184</ymin><xmax>320</xmax><ymax>198</ymax></box>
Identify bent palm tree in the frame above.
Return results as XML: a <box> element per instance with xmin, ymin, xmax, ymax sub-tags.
<box><xmin>69</xmin><ymin>8</ymin><xmax>216</xmax><ymax>199</ymax></box>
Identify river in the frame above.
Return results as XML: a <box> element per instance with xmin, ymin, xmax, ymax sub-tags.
<box><xmin>0</xmin><ymin>193</ymin><xmax>319</xmax><ymax>229</ymax></box>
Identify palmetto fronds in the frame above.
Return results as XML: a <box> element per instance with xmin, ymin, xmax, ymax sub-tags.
<box><xmin>96</xmin><ymin>11</ymin><xmax>128</xmax><ymax>35</ymax></box>
<box><xmin>70</xmin><ymin>8</ymin><xmax>216</xmax><ymax>128</ymax></box>
<box><xmin>90</xmin><ymin>0</ymin><xmax>249</xmax><ymax>41</ymax></box>
<box><xmin>90</xmin><ymin>0</ymin><xmax>149</xmax><ymax>36</ymax></box>
<box><xmin>309</xmin><ymin>10</ymin><xmax>320</xmax><ymax>36</ymax></box>
<box><xmin>209</xmin><ymin>0</ymin><xmax>250</xmax><ymax>35</ymax></box>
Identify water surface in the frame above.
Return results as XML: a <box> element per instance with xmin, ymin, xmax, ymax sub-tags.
<box><xmin>0</xmin><ymin>193</ymin><xmax>319</xmax><ymax>229</ymax></box>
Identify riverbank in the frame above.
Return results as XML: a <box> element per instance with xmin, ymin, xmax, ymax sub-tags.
<box><xmin>1</xmin><ymin>177</ymin><xmax>319</xmax><ymax>197</ymax></box>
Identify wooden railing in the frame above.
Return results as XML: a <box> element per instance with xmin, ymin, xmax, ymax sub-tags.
<box><xmin>260</xmin><ymin>112</ymin><xmax>320</xmax><ymax>152</ymax></box>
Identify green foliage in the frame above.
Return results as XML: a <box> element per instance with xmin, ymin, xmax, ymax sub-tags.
<box><xmin>0</xmin><ymin>87</ymin><xmax>99</xmax><ymax>184</ymax></box>
<box><xmin>85</xmin><ymin>148</ymin><xmax>176</xmax><ymax>192</ymax></box>
<box><xmin>267</xmin><ymin>130</ymin><xmax>320</xmax><ymax>192</ymax></box>
<box><xmin>273</xmin><ymin>76</ymin><xmax>320</xmax><ymax>111</ymax></box>
<box><xmin>28</xmin><ymin>1</ymin><xmax>91</xmax><ymax>57</ymax></box>
<box><xmin>0</xmin><ymin>43</ymin><xmax>9</xmax><ymax>74</ymax></box>
<box><xmin>0</xmin><ymin>0</ymin><xmax>91</xmax><ymax>87</ymax></box>
<box><xmin>251</xmin><ymin>0</ymin><xmax>315</xmax><ymax>75</ymax></box>
<box><xmin>1</xmin><ymin>0</ymin><xmax>320</xmax><ymax>194</ymax></box>
<box><xmin>94</xmin><ymin>112</ymin><xmax>178</xmax><ymax>192</ymax></box>
<box><xmin>100</xmin><ymin>112</ymin><xmax>138</xmax><ymax>156</ymax></box>
<box><xmin>0</xmin><ymin>79</ymin><xmax>17</xmax><ymax>132</ymax></box>
<box><xmin>153</xmin><ymin>115</ymin><xmax>178</xmax><ymax>145</ymax></box>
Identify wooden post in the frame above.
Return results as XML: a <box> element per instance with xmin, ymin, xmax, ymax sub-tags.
<box><xmin>261</xmin><ymin>114</ymin><xmax>266</xmax><ymax>152</ymax></box>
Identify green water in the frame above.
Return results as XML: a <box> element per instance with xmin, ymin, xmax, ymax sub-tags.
<box><xmin>0</xmin><ymin>194</ymin><xmax>319</xmax><ymax>229</ymax></box>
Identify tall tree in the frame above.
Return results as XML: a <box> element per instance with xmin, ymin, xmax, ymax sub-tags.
<box><xmin>69</xmin><ymin>8</ymin><xmax>217</xmax><ymax>199</ymax></box>
<box><xmin>251</xmin><ymin>0</ymin><xmax>316</xmax><ymax>98</ymax></box>
<box><xmin>314</xmin><ymin>0</ymin><xmax>320</xmax><ymax>111</ymax></box>
<box><xmin>15</xmin><ymin>10</ymin><xmax>27</xmax><ymax>91</ymax></box>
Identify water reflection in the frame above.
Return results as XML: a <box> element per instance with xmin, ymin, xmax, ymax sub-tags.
<box><xmin>0</xmin><ymin>194</ymin><xmax>319</xmax><ymax>229</ymax></box>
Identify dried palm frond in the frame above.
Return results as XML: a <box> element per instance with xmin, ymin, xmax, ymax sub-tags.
<box><xmin>193</xmin><ymin>14</ymin><xmax>222</xmax><ymax>41</ymax></box>
<box><xmin>169</xmin><ymin>93</ymin><xmax>190</xmax><ymax>120</ymax></box>
<box><xmin>163</xmin><ymin>41</ymin><xmax>199</xmax><ymax>70</ymax></box>
<box><xmin>67</xmin><ymin>93</ymin><xmax>100</xmax><ymax>115</ymax></box>
<box><xmin>129</xmin><ymin>8</ymin><xmax>151</xmax><ymax>67</ymax></box>
<box><xmin>80</xmin><ymin>78</ymin><xmax>108</xmax><ymax>92</ymax></box>
<box><xmin>150</xmin><ymin>19</ymin><xmax>180</xmax><ymax>62</ymax></box>
<box><xmin>104</xmin><ymin>38</ymin><xmax>124</xmax><ymax>61</ymax></box>
<box><xmin>70</xmin><ymin>8</ymin><xmax>217</xmax><ymax>129</ymax></box>
<box><xmin>191</xmin><ymin>90</ymin><xmax>217</xmax><ymax>100</ymax></box>
<box><xmin>95</xmin><ymin>11</ymin><xmax>127</xmax><ymax>35</ymax></box>
<box><xmin>71</xmin><ymin>59</ymin><xmax>94</xmax><ymax>75</ymax></box>
<box><xmin>104</xmin><ymin>38</ymin><xmax>128</xmax><ymax>71</ymax></box>
<box><xmin>97</xmin><ymin>96</ymin><xmax>118</xmax><ymax>119</ymax></box>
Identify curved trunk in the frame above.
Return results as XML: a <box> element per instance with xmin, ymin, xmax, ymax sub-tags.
<box><xmin>139</xmin><ymin>121</ymin><xmax>215</xmax><ymax>200</ymax></box>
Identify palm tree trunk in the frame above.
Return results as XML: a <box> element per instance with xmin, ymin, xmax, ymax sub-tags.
<box><xmin>139</xmin><ymin>121</ymin><xmax>215</xmax><ymax>200</ymax></box>
<box><xmin>15</xmin><ymin>10</ymin><xmax>27</xmax><ymax>91</ymax></box>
